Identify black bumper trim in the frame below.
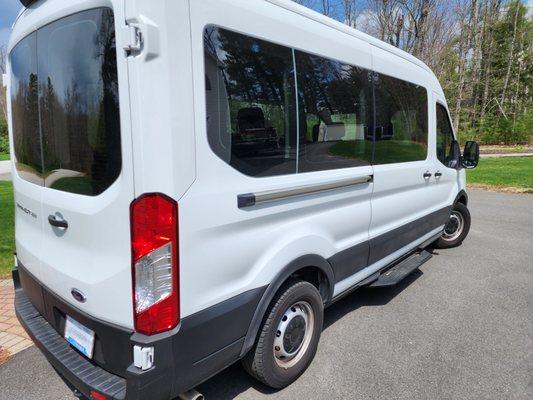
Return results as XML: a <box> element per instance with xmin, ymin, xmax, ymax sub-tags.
<box><xmin>15</xmin><ymin>287</ymin><xmax>126</xmax><ymax>400</ymax></box>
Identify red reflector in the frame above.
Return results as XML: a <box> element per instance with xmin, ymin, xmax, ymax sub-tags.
<box><xmin>90</xmin><ymin>390</ymin><xmax>107</xmax><ymax>400</ymax></box>
<box><xmin>131</xmin><ymin>193</ymin><xmax>179</xmax><ymax>335</ymax></box>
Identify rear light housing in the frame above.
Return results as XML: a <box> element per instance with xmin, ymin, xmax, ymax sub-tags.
<box><xmin>130</xmin><ymin>193</ymin><xmax>179</xmax><ymax>335</ymax></box>
<box><xmin>90</xmin><ymin>390</ymin><xmax>107</xmax><ymax>400</ymax></box>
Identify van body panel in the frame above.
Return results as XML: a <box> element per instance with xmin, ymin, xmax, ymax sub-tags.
<box><xmin>9</xmin><ymin>0</ymin><xmax>135</xmax><ymax>328</ymax></box>
<box><xmin>179</xmin><ymin>167</ymin><xmax>373</xmax><ymax>318</ymax></box>
<box><xmin>13</xmin><ymin>179</ymin><xmax>44</xmax><ymax>282</ymax></box>
<box><xmin>124</xmin><ymin>0</ymin><xmax>196</xmax><ymax>200</ymax></box>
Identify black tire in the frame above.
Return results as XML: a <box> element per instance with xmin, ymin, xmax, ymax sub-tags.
<box><xmin>436</xmin><ymin>202</ymin><xmax>471</xmax><ymax>248</ymax></box>
<box><xmin>242</xmin><ymin>280</ymin><xmax>323</xmax><ymax>389</ymax></box>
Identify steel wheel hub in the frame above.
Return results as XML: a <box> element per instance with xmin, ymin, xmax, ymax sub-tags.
<box><xmin>273</xmin><ymin>301</ymin><xmax>314</xmax><ymax>369</ymax></box>
<box><xmin>443</xmin><ymin>211</ymin><xmax>464</xmax><ymax>241</ymax></box>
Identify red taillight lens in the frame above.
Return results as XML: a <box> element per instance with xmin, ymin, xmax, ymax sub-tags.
<box><xmin>90</xmin><ymin>390</ymin><xmax>107</xmax><ymax>400</ymax></box>
<box><xmin>131</xmin><ymin>193</ymin><xmax>179</xmax><ymax>335</ymax></box>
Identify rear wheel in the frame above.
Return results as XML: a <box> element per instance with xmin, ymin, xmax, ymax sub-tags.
<box><xmin>242</xmin><ymin>280</ymin><xmax>323</xmax><ymax>389</ymax></box>
<box><xmin>436</xmin><ymin>202</ymin><xmax>471</xmax><ymax>248</ymax></box>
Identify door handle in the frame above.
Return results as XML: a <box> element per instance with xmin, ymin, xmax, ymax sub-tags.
<box><xmin>434</xmin><ymin>171</ymin><xmax>443</xmax><ymax>178</ymax></box>
<box><xmin>423</xmin><ymin>171</ymin><xmax>432</xmax><ymax>179</ymax></box>
<box><xmin>48</xmin><ymin>214</ymin><xmax>68</xmax><ymax>229</ymax></box>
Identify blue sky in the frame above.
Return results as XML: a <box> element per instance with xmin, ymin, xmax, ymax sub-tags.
<box><xmin>0</xmin><ymin>0</ymin><xmax>22</xmax><ymax>49</ymax></box>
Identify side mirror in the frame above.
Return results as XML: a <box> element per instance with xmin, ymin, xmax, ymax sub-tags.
<box><xmin>448</xmin><ymin>140</ymin><xmax>462</xmax><ymax>169</ymax></box>
<box><xmin>462</xmin><ymin>141</ymin><xmax>480</xmax><ymax>169</ymax></box>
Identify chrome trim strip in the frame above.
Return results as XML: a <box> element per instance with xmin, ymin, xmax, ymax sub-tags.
<box><xmin>238</xmin><ymin>175</ymin><xmax>373</xmax><ymax>208</ymax></box>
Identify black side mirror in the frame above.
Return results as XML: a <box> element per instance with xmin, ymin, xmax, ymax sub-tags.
<box><xmin>449</xmin><ymin>140</ymin><xmax>462</xmax><ymax>169</ymax></box>
<box><xmin>462</xmin><ymin>141</ymin><xmax>480</xmax><ymax>169</ymax></box>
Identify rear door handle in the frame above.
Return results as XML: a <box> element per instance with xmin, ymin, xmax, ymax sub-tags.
<box><xmin>423</xmin><ymin>171</ymin><xmax>432</xmax><ymax>179</ymax></box>
<box><xmin>434</xmin><ymin>171</ymin><xmax>443</xmax><ymax>178</ymax></box>
<box><xmin>48</xmin><ymin>214</ymin><xmax>68</xmax><ymax>229</ymax></box>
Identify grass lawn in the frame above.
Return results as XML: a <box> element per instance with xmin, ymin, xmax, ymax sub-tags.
<box><xmin>479</xmin><ymin>145</ymin><xmax>533</xmax><ymax>154</ymax></box>
<box><xmin>0</xmin><ymin>154</ymin><xmax>10</xmax><ymax>161</ymax></box>
<box><xmin>468</xmin><ymin>157</ymin><xmax>533</xmax><ymax>191</ymax></box>
<box><xmin>0</xmin><ymin>182</ymin><xmax>14</xmax><ymax>279</ymax></box>
<box><xmin>329</xmin><ymin>140</ymin><xmax>427</xmax><ymax>164</ymax></box>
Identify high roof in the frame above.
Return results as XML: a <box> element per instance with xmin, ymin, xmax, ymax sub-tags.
<box><xmin>266</xmin><ymin>0</ymin><xmax>435</xmax><ymax>76</ymax></box>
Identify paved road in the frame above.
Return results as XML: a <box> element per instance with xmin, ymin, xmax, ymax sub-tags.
<box><xmin>0</xmin><ymin>160</ymin><xmax>11</xmax><ymax>181</ymax></box>
<box><xmin>1</xmin><ymin>190</ymin><xmax>532</xmax><ymax>400</ymax></box>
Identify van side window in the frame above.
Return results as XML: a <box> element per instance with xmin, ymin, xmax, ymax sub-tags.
<box><xmin>204</xmin><ymin>26</ymin><xmax>297</xmax><ymax>177</ymax></box>
<box><xmin>10</xmin><ymin>32</ymin><xmax>43</xmax><ymax>185</ymax></box>
<box><xmin>373</xmin><ymin>74</ymin><xmax>428</xmax><ymax>164</ymax></box>
<box><xmin>436</xmin><ymin>104</ymin><xmax>455</xmax><ymax>167</ymax></box>
<box><xmin>295</xmin><ymin>51</ymin><xmax>373</xmax><ymax>172</ymax></box>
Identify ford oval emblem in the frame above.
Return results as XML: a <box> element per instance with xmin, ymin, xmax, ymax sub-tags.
<box><xmin>71</xmin><ymin>288</ymin><xmax>87</xmax><ymax>303</ymax></box>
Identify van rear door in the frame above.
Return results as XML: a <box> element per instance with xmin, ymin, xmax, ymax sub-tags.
<box><xmin>10</xmin><ymin>7</ymin><xmax>135</xmax><ymax>328</ymax></box>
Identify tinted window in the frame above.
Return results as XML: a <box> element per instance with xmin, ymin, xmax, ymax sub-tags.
<box><xmin>9</xmin><ymin>8</ymin><xmax>121</xmax><ymax>195</ymax></box>
<box><xmin>10</xmin><ymin>33</ymin><xmax>43</xmax><ymax>185</ymax></box>
<box><xmin>436</xmin><ymin>103</ymin><xmax>455</xmax><ymax>167</ymax></box>
<box><xmin>373</xmin><ymin>74</ymin><xmax>428</xmax><ymax>164</ymax></box>
<box><xmin>204</xmin><ymin>26</ymin><xmax>297</xmax><ymax>177</ymax></box>
<box><xmin>295</xmin><ymin>51</ymin><xmax>372</xmax><ymax>172</ymax></box>
<box><xmin>38</xmin><ymin>9</ymin><xmax>121</xmax><ymax>195</ymax></box>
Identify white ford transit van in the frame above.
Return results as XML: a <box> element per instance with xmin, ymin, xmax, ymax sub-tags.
<box><xmin>7</xmin><ymin>0</ymin><xmax>480</xmax><ymax>398</ymax></box>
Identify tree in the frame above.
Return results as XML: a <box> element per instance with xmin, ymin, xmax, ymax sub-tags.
<box><xmin>291</xmin><ymin>0</ymin><xmax>532</xmax><ymax>145</ymax></box>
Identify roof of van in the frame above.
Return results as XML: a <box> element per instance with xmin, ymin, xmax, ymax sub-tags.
<box><xmin>267</xmin><ymin>0</ymin><xmax>436</xmax><ymax>77</ymax></box>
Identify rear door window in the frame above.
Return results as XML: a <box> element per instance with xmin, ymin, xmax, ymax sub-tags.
<box><xmin>9</xmin><ymin>8</ymin><xmax>121</xmax><ymax>196</ymax></box>
<box><xmin>10</xmin><ymin>32</ymin><xmax>42</xmax><ymax>185</ymax></box>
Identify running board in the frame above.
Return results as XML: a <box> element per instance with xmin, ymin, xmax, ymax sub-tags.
<box><xmin>369</xmin><ymin>250</ymin><xmax>432</xmax><ymax>288</ymax></box>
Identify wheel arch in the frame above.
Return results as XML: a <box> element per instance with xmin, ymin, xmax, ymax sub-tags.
<box><xmin>239</xmin><ymin>254</ymin><xmax>334</xmax><ymax>357</ymax></box>
<box><xmin>454</xmin><ymin>190</ymin><xmax>468</xmax><ymax>206</ymax></box>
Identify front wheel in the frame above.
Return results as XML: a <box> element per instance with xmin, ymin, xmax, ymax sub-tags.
<box><xmin>242</xmin><ymin>280</ymin><xmax>323</xmax><ymax>389</ymax></box>
<box><xmin>436</xmin><ymin>202</ymin><xmax>471</xmax><ymax>248</ymax></box>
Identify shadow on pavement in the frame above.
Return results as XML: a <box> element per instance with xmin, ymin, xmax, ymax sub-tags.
<box><xmin>198</xmin><ymin>270</ymin><xmax>422</xmax><ymax>400</ymax></box>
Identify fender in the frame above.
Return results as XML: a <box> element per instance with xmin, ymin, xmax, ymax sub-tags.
<box><xmin>454</xmin><ymin>189</ymin><xmax>468</xmax><ymax>206</ymax></box>
<box><xmin>239</xmin><ymin>254</ymin><xmax>335</xmax><ymax>357</ymax></box>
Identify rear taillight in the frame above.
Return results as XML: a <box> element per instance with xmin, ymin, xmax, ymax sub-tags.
<box><xmin>130</xmin><ymin>193</ymin><xmax>179</xmax><ymax>335</ymax></box>
<box><xmin>90</xmin><ymin>391</ymin><xmax>107</xmax><ymax>400</ymax></box>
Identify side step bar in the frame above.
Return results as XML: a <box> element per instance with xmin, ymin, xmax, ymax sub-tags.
<box><xmin>369</xmin><ymin>250</ymin><xmax>432</xmax><ymax>288</ymax></box>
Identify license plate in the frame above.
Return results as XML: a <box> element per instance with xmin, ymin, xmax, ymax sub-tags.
<box><xmin>64</xmin><ymin>316</ymin><xmax>95</xmax><ymax>359</ymax></box>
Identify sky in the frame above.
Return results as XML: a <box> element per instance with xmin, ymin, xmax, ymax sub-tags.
<box><xmin>0</xmin><ymin>0</ymin><xmax>22</xmax><ymax>50</ymax></box>
<box><xmin>0</xmin><ymin>0</ymin><xmax>532</xmax><ymax>50</ymax></box>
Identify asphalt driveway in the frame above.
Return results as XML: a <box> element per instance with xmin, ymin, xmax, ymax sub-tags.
<box><xmin>1</xmin><ymin>189</ymin><xmax>532</xmax><ymax>400</ymax></box>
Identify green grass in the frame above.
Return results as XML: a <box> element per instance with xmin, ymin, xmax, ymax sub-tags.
<box><xmin>0</xmin><ymin>154</ymin><xmax>10</xmax><ymax>161</ymax></box>
<box><xmin>329</xmin><ymin>140</ymin><xmax>427</xmax><ymax>164</ymax></box>
<box><xmin>468</xmin><ymin>157</ymin><xmax>533</xmax><ymax>190</ymax></box>
<box><xmin>0</xmin><ymin>182</ymin><xmax>14</xmax><ymax>279</ymax></box>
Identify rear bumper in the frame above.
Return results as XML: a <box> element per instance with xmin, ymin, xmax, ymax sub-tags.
<box><xmin>15</xmin><ymin>287</ymin><xmax>128</xmax><ymax>399</ymax></box>
<box><xmin>13</xmin><ymin>265</ymin><xmax>265</xmax><ymax>400</ymax></box>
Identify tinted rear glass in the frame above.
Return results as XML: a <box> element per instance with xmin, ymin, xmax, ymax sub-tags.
<box><xmin>10</xmin><ymin>8</ymin><xmax>121</xmax><ymax>195</ymax></box>
<box><xmin>10</xmin><ymin>33</ymin><xmax>42</xmax><ymax>185</ymax></box>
